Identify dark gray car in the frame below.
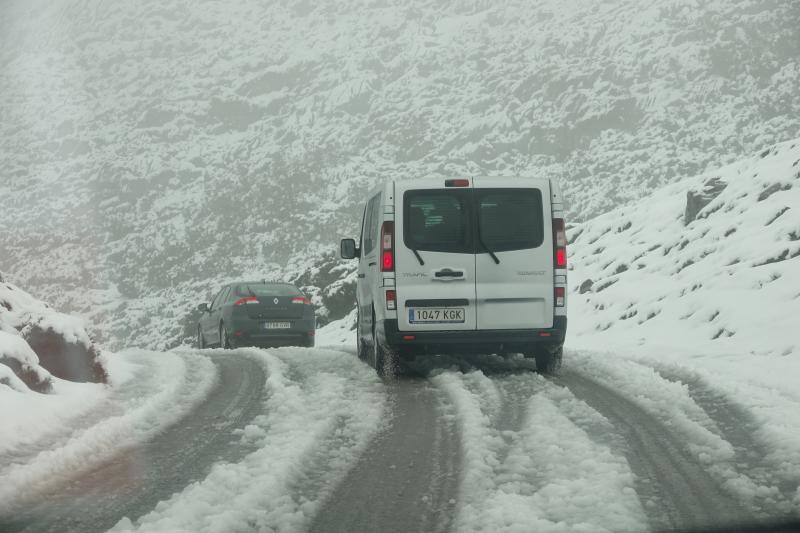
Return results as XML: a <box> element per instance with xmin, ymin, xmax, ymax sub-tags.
<box><xmin>196</xmin><ymin>282</ymin><xmax>315</xmax><ymax>349</ymax></box>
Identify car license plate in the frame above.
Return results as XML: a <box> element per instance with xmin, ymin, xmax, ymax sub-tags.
<box><xmin>409</xmin><ymin>308</ymin><xmax>465</xmax><ymax>323</ymax></box>
<box><xmin>264</xmin><ymin>322</ymin><xmax>291</xmax><ymax>329</ymax></box>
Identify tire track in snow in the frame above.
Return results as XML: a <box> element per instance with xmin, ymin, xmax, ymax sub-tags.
<box><xmin>653</xmin><ymin>365</ymin><xmax>800</xmax><ymax>516</ymax></box>
<box><xmin>434</xmin><ymin>369</ymin><xmax>648</xmax><ymax>533</ymax></box>
<box><xmin>309</xmin><ymin>378</ymin><xmax>459</xmax><ymax>533</ymax></box>
<box><xmin>559</xmin><ymin>369</ymin><xmax>755</xmax><ymax>532</ymax></box>
<box><xmin>109</xmin><ymin>347</ymin><xmax>387</xmax><ymax>533</ymax></box>
<box><xmin>0</xmin><ymin>351</ymin><xmax>259</xmax><ymax>533</ymax></box>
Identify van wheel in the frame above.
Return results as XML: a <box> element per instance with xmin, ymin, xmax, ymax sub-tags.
<box><xmin>370</xmin><ymin>309</ymin><xmax>392</xmax><ymax>377</ymax></box>
<box><xmin>356</xmin><ymin>311</ymin><xmax>366</xmax><ymax>360</ymax></box>
<box><xmin>534</xmin><ymin>346</ymin><xmax>563</xmax><ymax>375</ymax></box>
<box><xmin>197</xmin><ymin>327</ymin><xmax>205</xmax><ymax>349</ymax></box>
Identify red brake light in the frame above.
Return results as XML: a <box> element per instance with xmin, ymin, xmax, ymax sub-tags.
<box><xmin>555</xmin><ymin>248</ymin><xmax>567</xmax><ymax>268</ymax></box>
<box><xmin>445</xmin><ymin>179</ymin><xmax>470</xmax><ymax>187</ymax></box>
<box><xmin>234</xmin><ymin>296</ymin><xmax>258</xmax><ymax>306</ymax></box>
<box><xmin>381</xmin><ymin>221</ymin><xmax>394</xmax><ymax>272</ymax></box>
<box><xmin>553</xmin><ymin>218</ymin><xmax>567</xmax><ymax>268</ymax></box>
<box><xmin>292</xmin><ymin>296</ymin><xmax>311</xmax><ymax>305</ymax></box>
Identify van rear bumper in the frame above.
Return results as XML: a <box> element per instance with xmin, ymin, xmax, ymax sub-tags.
<box><xmin>378</xmin><ymin>316</ymin><xmax>566</xmax><ymax>355</ymax></box>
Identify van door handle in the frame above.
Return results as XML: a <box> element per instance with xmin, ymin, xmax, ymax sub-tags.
<box><xmin>368</xmin><ymin>262</ymin><xmax>377</xmax><ymax>267</ymax></box>
<box><xmin>358</xmin><ymin>273</ymin><xmax>366</xmax><ymax>278</ymax></box>
<box><xmin>435</xmin><ymin>269</ymin><xmax>464</xmax><ymax>277</ymax></box>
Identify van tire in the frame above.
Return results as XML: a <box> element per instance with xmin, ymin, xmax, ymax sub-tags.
<box><xmin>534</xmin><ymin>345</ymin><xmax>563</xmax><ymax>375</ymax></box>
<box><xmin>370</xmin><ymin>308</ymin><xmax>393</xmax><ymax>377</ymax></box>
<box><xmin>356</xmin><ymin>311</ymin><xmax>367</xmax><ymax>360</ymax></box>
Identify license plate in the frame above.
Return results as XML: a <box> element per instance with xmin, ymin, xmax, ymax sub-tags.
<box><xmin>409</xmin><ymin>308</ymin><xmax>465</xmax><ymax>324</ymax></box>
<box><xmin>264</xmin><ymin>322</ymin><xmax>291</xmax><ymax>329</ymax></box>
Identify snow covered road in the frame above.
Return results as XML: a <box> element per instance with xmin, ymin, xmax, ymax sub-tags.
<box><xmin>2</xmin><ymin>347</ymin><xmax>798</xmax><ymax>532</ymax></box>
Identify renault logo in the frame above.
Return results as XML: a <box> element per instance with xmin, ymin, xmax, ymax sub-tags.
<box><xmin>274</xmin><ymin>298</ymin><xmax>279</xmax><ymax>304</ymax></box>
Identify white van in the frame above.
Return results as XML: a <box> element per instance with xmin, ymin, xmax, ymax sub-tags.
<box><xmin>340</xmin><ymin>177</ymin><xmax>567</xmax><ymax>375</ymax></box>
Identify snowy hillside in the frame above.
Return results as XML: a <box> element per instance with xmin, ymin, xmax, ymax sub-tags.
<box><xmin>1</xmin><ymin>0</ymin><xmax>798</xmax><ymax>349</ymax></box>
<box><xmin>569</xmin><ymin>137</ymin><xmax>800</xmax><ymax>358</ymax></box>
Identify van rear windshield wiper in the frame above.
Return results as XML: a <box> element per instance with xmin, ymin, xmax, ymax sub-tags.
<box><xmin>476</xmin><ymin>208</ymin><xmax>500</xmax><ymax>264</ymax></box>
<box><xmin>410</xmin><ymin>248</ymin><xmax>425</xmax><ymax>266</ymax></box>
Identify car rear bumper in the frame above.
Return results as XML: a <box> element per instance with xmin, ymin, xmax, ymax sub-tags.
<box><xmin>228</xmin><ymin>316</ymin><xmax>315</xmax><ymax>348</ymax></box>
<box><xmin>378</xmin><ymin>316</ymin><xmax>566</xmax><ymax>355</ymax></box>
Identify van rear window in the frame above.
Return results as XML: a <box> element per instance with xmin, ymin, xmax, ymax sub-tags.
<box><xmin>403</xmin><ymin>191</ymin><xmax>472</xmax><ymax>254</ymax></box>
<box><xmin>477</xmin><ymin>189</ymin><xmax>544</xmax><ymax>252</ymax></box>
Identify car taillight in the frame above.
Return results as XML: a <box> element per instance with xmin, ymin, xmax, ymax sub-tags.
<box><xmin>555</xmin><ymin>287</ymin><xmax>565</xmax><ymax>307</ymax></box>
<box><xmin>234</xmin><ymin>296</ymin><xmax>259</xmax><ymax>306</ymax></box>
<box><xmin>386</xmin><ymin>289</ymin><xmax>396</xmax><ymax>311</ymax></box>
<box><xmin>381</xmin><ymin>221</ymin><xmax>394</xmax><ymax>272</ymax></box>
<box><xmin>292</xmin><ymin>296</ymin><xmax>311</xmax><ymax>305</ymax></box>
<box><xmin>445</xmin><ymin>178</ymin><xmax>470</xmax><ymax>187</ymax></box>
<box><xmin>553</xmin><ymin>218</ymin><xmax>567</xmax><ymax>268</ymax></box>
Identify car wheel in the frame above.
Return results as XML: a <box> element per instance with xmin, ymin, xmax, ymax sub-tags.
<box><xmin>197</xmin><ymin>326</ymin><xmax>205</xmax><ymax>349</ymax></box>
<box><xmin>534</xmin><ymin>345</ymin><xmax>563</xmax><ymax>375</ymax></box>
<box><xmin>304</xmin><ymin>334</ymin><xmax>315</xmax><ymax>348</ymax></box>
<box><xmin>220</xmin><ymin>324</ymin><xmax>231</xmax><ymax>349</ymax></box>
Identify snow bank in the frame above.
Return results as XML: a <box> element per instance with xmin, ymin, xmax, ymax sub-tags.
<box><xmin>433</xmin><ymin>370</ymin><xmax>647</xmax><ymax>532</ymax></box>
<box><xmin>0</xmin><ymin>280</ymin><xmax>107</xmax><ymax>383</ymax></box>
<box><xmin>111</xmin><ymin>347</ymin><xmax>386</xmax><ymax>533</ymax></box>
<box><xmin>0</xmin><ymin>350</ymin><xmax>217</xmax><ymax>513</ymax></box>
<box><xmin>315</xmin><ymin>308</ymin><xmax>357</xmax><ymax>349</ymax></box>
<box><xmin>0</xmin><ymin>330</ymin><xmax>52</xmax><ymax>392</ymax></box>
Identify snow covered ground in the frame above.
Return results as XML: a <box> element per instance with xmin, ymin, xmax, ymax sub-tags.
<box><xmin>109</xmin><ymin>347</ymin><xmax>386</xmax><ymax>533</ymax></box>
<box><xmin>0</xmin><ymin>350</ymin><xmax>217</xmax><ymax>515</ymax></box>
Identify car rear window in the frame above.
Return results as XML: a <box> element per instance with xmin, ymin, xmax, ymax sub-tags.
<box><xmin>235</xmin><ymin>284</ymin><xmax>301</xmax><ymax>297</ymax></box>
<box><xmin>403</xmin><ymin>190</ymin><xmax>472</xmax><ymax>254</ymax></box>
<box><xmin>477</xmin><ymin>188</ymin><xmax>544</xmax><ymax>252</ymax></box>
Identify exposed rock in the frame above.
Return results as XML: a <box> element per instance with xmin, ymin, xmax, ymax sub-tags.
<box><xmin>0</xmin><ymin>281</ymin><xmax>108</xmax><ymax>384</ymax></box>
<box><xmin>685</xmin><ymin>176</ymin><xmax>727</xmax><ymax>224</ymax></box>
<box><xmin>578</xmin><ymin>279</ymin><xmax>594</xmax><ymax>294</ymax></box>
<box><xmin>22</xmin><ymin>323</ymin><xmax>108</xmax><ymax>383</ymax></box>
<box><xmin>0</xmin><ymin>330</ymin><xmax>54</xmax><ymax>393</ymax></box>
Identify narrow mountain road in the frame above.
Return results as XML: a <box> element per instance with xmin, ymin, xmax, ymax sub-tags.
<box><xmin>0</xmin><ymin>354</ymin><xmax>267</xmax><ymax>533</ymax></box>
<box><xmin>2</xmin><ymin>348</ymin><xmax>793</xmax><ymax>532</ymax></box>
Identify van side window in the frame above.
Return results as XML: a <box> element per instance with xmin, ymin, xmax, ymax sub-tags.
<box><xmin>359</xmin><ymin>203</ymin><xmax>368</xmax><ymax>256</ymax></box>
<box><xmin>363</xmin><ymin>194</ymin><xmax>381</xmax><ymax>255</ymax></box>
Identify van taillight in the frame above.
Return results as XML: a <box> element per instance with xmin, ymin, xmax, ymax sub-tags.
<box><xmin>386</xmin><ymin>290</ymin><xmax>396</xmax><ymax>310</ymax></box>
<box><xmin>381</xmin><ymin>221</ymin><xmax>394</xmax><ymax>272</ymax></box>
<box><xmin>555</xmin><ymin>287</ymin><xmax>565</xmax><ymax>307</ymax></box>
<box><xmin>445</xmin><ymin>179</ymin><xmax>470</xmax><ymax>187</ymax></box>
<box><xmin>553</xmin><ymin>218</ymin><xmax>567</xmax><ymax>268</ymax></box>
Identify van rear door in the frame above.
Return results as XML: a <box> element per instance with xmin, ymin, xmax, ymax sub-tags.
<box><xmin>472</xmin><ymin>178</ymin><xmax>554</xmax><ymax>330</ymax></box>
<box><xmin>394</xmin><ymin>180</ymin><xmax>477</xmax><ymax>332</ymax></box>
